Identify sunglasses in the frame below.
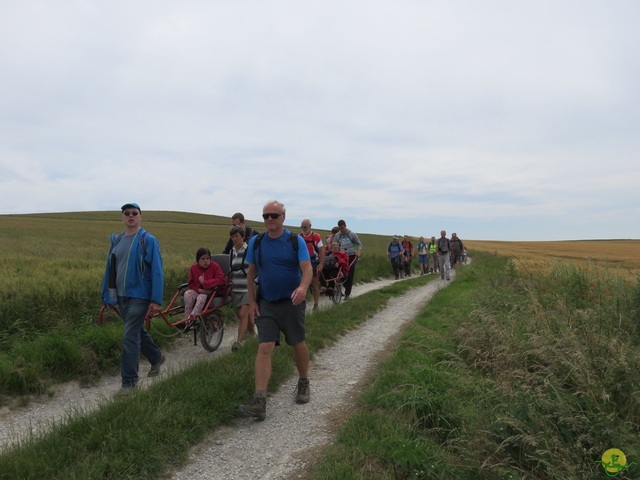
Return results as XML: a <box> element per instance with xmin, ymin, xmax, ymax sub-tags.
<box><xmin>123</xmin><ymin>210</ymin><xmax>139</xmax><ymax>217</ymax></box>
<box><xmin>262</xmin><ymin>212</ymin><xmax>283</xmax><ymax>220</ymax></box>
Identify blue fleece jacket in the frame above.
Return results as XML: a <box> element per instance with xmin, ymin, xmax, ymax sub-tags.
<box><xmin>101</xmin><ymin>227</ymin><xmax>164</xmax><ymax>305</ymax></box>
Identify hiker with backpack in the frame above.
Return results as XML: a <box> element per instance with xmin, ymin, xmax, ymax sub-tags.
<box><xmin>222</xmin><ymin>212</ymin><xmax>259</xmax><ymax>254</ymax></box>
<box><xmin>401</xmin><ymin>235</ymin><xmax>414</xmax><ymax>277</ymax></box>
<box><xmin>416</xmin><ymin>236</ymin><xmax>428</xmax><ymax>275</ymax></box>
<box><xmin>334</xmin><ymin>219</ymin><xmax>363</xmax><ymax>300</ymax></box>
<box><xmin>300</xmin><ymin>218</ymin><xmax>325</xmax><ymax>312</ymax></box>
<box><xmin>229</xmin><ymin>225</ymin><xmax>256</xmax><ymax>352</ymax></box>
<box><xmin>387</xmin><ymin>235</ymin><xmax>405</xmax><ymax>280</ymax></box>
<box><xmin>450</xmin><ymin>233</ymin><xmax>465</xmax><ymax>270</ymax></box>
<box><xmin>101</xmin><ymin>202</ymin><xmax>166</xmax><ymax>397</ymax></box>
<box><xmin>437</xmin><ymin>230</ymin><xmax>451</xmax><ymax>281</ymax></box>
<box><xmin>237</xmin><ymin>200</ymin><xmax>312</xmax><ymax>420</ymax></box>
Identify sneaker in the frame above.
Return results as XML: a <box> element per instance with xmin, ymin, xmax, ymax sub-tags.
<box><xmin>441</xmin><ymin>275</ymin><xmax>445</xmax><ymax>280</ymax></box>
<box><xmin>147</xmin><ymin>354</ymin><xmax>166</xmax><ymax>377</ymax></box>
<box><xmin>313</xmin><ymin>304</ymin><xmax>319</xmax><ymax>312</ymax></box>
<box><xmin>344</xmin><ymin>295</ymin><xmax>350</xmax><ymax>301</ymax></box>
<box><xmin>446</xmin><ymin>277</ymin><xmax>451</xmax><ymax>281</ymax></box>
<box><xmin>296</xmin><ymin>378</ymin><xmax>310</xmax><ymax>404</ymax></box>
<box><xmin>231</xmin><ymin>341</ymin><xmax>241</xmax><ymax>352</ymax></box>
<box><xmin>237</xmin><ymin>395</ymin><xmax>267</xmax><ymax>420</ymax></box>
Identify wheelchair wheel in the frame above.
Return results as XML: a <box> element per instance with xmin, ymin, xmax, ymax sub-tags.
<box><xmin>199</xmin><ymin>311</ymin><xmax>224</xmax><ymax>352</ymax></box>
<box><xmin>331</xmin><ymin>284</ymin><xmax>344</xmax><ymax>305</ymax></box>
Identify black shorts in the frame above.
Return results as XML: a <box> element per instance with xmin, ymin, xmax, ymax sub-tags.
<box><xmin>256</xmin><ymin>300</ymin><xmax>306</xmax><ymax>346</ymax></box>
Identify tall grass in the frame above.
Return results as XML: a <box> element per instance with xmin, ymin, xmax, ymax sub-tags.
<box><xmin>305</xmin><ymin>251</ymin><xmax>640</xmax><ymax>479</ymax></box>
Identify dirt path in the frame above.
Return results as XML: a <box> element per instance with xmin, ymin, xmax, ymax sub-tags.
<box><xmin>0</xmin><ymin>271</ymin><xmax>455</xmax><ymax>478</ymax></box>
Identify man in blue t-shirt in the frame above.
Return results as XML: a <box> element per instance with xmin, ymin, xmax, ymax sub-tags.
<box><xmin>237</xmin><ymin>200</ymin><xmax>312</xmax><ymax>420</ymax></box>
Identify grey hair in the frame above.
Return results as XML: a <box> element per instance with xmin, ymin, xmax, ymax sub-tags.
<box><xmin>263</xmin><ymin>199</ymin><xmax>286</xmax><ymax>215</ymax></box>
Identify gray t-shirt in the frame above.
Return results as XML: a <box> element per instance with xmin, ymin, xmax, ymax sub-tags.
<box><xmin>113</xmin><ymin>233</ymin><xmax>136</xmax><ymax>296</ymax></box>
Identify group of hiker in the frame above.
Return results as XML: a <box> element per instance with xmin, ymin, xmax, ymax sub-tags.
<box><xmin>387</xmin><ymin>230</ymin><xmax>466</xmax><ymax>281</ymax></box>
<box><xmin>100</xmin><ymin>200</ymin><xmax>364</xmax><ymax>420</ymax></box>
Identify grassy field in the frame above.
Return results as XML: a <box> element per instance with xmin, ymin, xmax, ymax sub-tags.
<box><xmin>466</xmin><ymin>239</ymin><xmax>640</xmax><ymax>280</ymax></box>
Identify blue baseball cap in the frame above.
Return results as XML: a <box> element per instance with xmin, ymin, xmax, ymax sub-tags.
<box><xmin>121</xmin><ymin>202</ymin><xmax>141</xmax><ymax>212</ymax></box>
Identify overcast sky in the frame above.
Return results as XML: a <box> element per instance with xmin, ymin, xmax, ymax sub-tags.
<box><xmin>1</xmin><ymin>1</ymin><xmax>638</xmax><ymax>241</ymax></box>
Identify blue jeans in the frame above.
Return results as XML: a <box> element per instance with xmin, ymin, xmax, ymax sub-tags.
<box><xmin>118</xmin><ymin>297</ymin><xmax>162</xmax><ymax>387</ymax></box>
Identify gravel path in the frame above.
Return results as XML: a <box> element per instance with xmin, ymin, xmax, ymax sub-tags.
<box><xmin>0</xmin><ymin>271</ymin><xmax>455</xmax><ymax>478</ymax></box>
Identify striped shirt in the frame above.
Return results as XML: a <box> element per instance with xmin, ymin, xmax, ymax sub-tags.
<box><xmin>230</xmin><ymin>243</ymin><xmax>249</xmax><ymax>293</ymax></box>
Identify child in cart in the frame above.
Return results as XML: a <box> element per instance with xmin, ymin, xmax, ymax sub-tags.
<box><xmin>183</xmin><ymin>247</ymin><xmax>226</xmax><ymax>320</ymax></box>
<box><xmin>320</xmin><ymin>242</ymin><xmax>350</xmax><ymax>292</ymax></box>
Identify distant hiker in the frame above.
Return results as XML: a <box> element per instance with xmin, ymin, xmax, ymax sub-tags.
<box><xmin>428</xmin><ymin>236</ymin><xmax>438</xmax><ymax>273</ymax></box>
<box><xmin>101</xmin><ymin>202</ymin><xmax>166</xmax><ymax>396</ymax></box>
<box><xmin>416</xmin><ymin>236</ymin><xmax>428</xmax><ymax>275</ymax></box>
<box><xmin>300</xmin><ymin>218</ymin><xmax>325</xmax><ymax>312</ymax></box>
<box><xmin>334</xmin><ymin>219</ymin><xmax>363</xmax><ymax>300</ymax></box>
<box><xmin>387</xmin><ymin>235</ymin><xmax>405</xmax><ymax>280</ymax></box>
<box><xmin>222</xmin><ymin>212</ymin><xmax>259</xmax><ymax>254</ymax></box>
<box><xmin>437</xmin><ymin>230</ymin><xmax>451</xmax><ymax>281</ymax></box>
<box><xmin>450</xmin><ymin>233</ymin><xmax>465</xmax><ymax>270</ymax></box>
<box><xmin>237</xmin><ymin>200</ymin><xmax>312</xmax><ymax>420</ymax></box>
<box><xmin>401</xmin><ymin>235</ymin><xmax>414</xmax><ymax>277</ymax></box>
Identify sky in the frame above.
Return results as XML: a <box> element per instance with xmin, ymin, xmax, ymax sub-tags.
<box><xmin>1</xmin><ymin>1</ymin><xmax>639</xmax><ymax>241</ymax></box>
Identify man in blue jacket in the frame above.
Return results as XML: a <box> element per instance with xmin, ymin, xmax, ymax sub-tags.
<box><xmin>101</xmin><ymin>202</ymin><xmax>165</xmax><ymax>396</ymax></box>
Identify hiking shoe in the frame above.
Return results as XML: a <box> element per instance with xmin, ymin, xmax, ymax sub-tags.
<box><xmin>115</xmin><ymin>385</ymin><xmax>137</xmax><ymax>398</ymax></box>
<box><xmin>147</xmin><ymin>354</ymin><xmax>166</xmax><ymax>377</ymax></box>
<box><xmin>231</xmin><ymin>341</ymin><xmax>241</xmax><ymax>352</ymax></box>
<box><xmin>296</xmin><ymin>378</ymin><xmax>310</xmax><ymax>404</ymax></box>
<box><xmin>237</xmin><ymin>395</ymin><xmax>267</xmax><ymax>420</ymax></box>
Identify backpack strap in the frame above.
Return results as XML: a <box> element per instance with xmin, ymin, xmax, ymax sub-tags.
<box><xmin>112</xmin><ymin>230</ymin><xmax>148</xmax><ymax>255</ymax></box>
<box><xmin>253</xmin><ymin>231</ymin><xmax>299</xmax><ymax>267</ymax></box>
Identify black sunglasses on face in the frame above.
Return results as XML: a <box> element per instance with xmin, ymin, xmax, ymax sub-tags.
<box><xmin>123</xmin><ymin>210</ymin><xmax>139</xmax><ymax>217</ymax></box>
<box><xmin>262</xmin><ymin>213</ymin><xmax>283</xmax><ymax>220</ymax></box>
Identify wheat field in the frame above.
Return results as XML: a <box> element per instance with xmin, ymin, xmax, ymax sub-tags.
<box><xmin>465</xmin><ymin>239</ymin><xmax>640</xmax><ymax>279</ymax></box>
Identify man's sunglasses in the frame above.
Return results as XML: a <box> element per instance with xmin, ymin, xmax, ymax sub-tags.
<box><xmin>123</xmin><ymin>210</ymin><xmax>139</xmax><ymax>217</ymax></box>
<box><xmin>262</xmin><ymin>213</ymin><xmax>283</xmax><ymax>220</ymax></box>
